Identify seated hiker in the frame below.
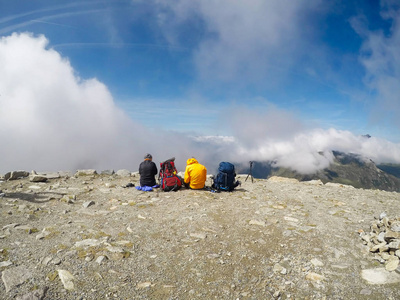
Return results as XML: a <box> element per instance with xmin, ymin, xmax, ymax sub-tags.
<box><xmin>138</xmin><ymin>153</ymin><xmax>158</xmax><ymax>187</ymax></box>
<box><xmin>184</xmin><ymin>157</ymin><xmax>207</xmax><ymax>189</ymax></box>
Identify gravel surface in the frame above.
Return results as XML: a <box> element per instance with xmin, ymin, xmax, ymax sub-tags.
<box><xmin>1</xmin><ymin>171</ymin><xmax>400</xmax><ymax>299</ymax></box>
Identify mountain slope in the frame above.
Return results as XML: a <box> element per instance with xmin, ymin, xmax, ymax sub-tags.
<box><xmin>237</xmin><ymin>151</ymin><xmax>400</xmax><ymax>192</ymax></box>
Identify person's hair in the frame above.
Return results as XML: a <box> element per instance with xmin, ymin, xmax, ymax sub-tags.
<box><xmin>144</xmin><ymin>153</ymin><xmax>152</xmax><ymax>160</ymax></box>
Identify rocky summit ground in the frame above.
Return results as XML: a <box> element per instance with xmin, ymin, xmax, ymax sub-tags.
<box><xmin>1</xmin><ymin>170</ymin><xmax>400</xmax><ymax>300</ymax></box>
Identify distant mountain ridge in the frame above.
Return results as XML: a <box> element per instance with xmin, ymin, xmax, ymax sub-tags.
<box><xmin>237</xmin><ymin>151</ymin><xmax>400</xmax><ymax>192</ymax></box>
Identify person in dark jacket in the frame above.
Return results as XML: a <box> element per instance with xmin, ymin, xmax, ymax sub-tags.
<box><xmin>139</xmin><ymin>153</ymin><xmax>158</xmax><ymax>187</ymax></box>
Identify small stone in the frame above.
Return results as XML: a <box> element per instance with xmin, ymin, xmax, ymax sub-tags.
<box><xmin>83</xmin><ymin>201</ymin><xmax>95</xmax><ymax>208</ymax></box>
<box><xmin>52</xmin><ymin>257</ymin><xmax>62</xmax><ymax>265</ymax></box>
<box><xmin>370</xmin><ymin>242</ymin><xmax>387</xmax><ymax>253</ymax></box>
<box><xmin>388</xmin><ymin>241</ymin><xmax>400</xmax><ymax>250</ymax></box>
<box><xmin>395</xmin><ymin>250</ymin><xmax>400</xmax><ymax>258</ymax></box>
<box><xmin>85</xmin><ymin>254</ymin><xmax>94</xmax><ymax>262</ymax></box>
<box><xmin>305</xmin><ymin>272</ymin><xmax>324</xmax><ymax>282</ymax></box>
<box><xmin>379</xmin><ymin>212</ymin><xmax>387</xmax><ymax>220</ymax></box>
<box><xmin>284</xmin><ymin>216</ymin><xmax>299</xmax><ymax>223</ymax></box>
<box><xmin>57</xmin><ymin>269</ymin><xmax>75</xmax><ymax>290</ymax></box>
<box><xmin>190</xmin><ymin>233</ymin><xmax>207</xmax><ymax>239</ymax></box>
<box><xmin>15</xmin><ymin>224</ymin><xmax>32</xmax><ymax>231</ymax></box>
<box><xmin>36</xmin><ymin>229</ymin><xmax>51</xmax><ymax>240</ymax></box>
<box><xmin>386</xmin><ymin>257</ymin><xmax>400</xmax><ymax>271</ymax></box>
<box><xmin>137</xmin><ymin>281</ymin><xmax>152</xmax><ymax>289</ymax></box>
<box><xmin>249</xmin><ymin>220</ymin><xmax>266</xmax><ymax>227</ymax></box>
<box><xmin>377</xmin><ymin>232</ymin><xmax>386</xmax><ymax>243</ymax></box>
<box><xmin>311</xmin><ymin>258</ymin><xmax>324</xmax><ymax>267</ymax></box>
<box><xmin>273</xmin><ymin>290</ymin><xmax>281</xmax><ymax>298</ymax></box>
<box><xmin>41</xmin><ymin>256</ymin><xmax>52</xmax><ymax>265</ymax></box>
<box><xmin>391</xmin><ymin>221</ymin><xmax>400</xmax><ymax>232</ymax></box>
<box><xmin>383</xmin><ymin>217</ymin><xmax>390</xmax><ymax>228</ymax></box>
<box><xmin>0</xmin><ymin>260</ymin><xmax>13</xmax><ymax>267</ymax></box>
<box><xmin>61</xmin><ymin>195</ymin><xmax>75</xmax><ymax>204</ymax></box>
<box><xmin>96</xmin><ymin>255</ymin><xmax>108</xmax><ymax>265</ymax></box>
<box><xmin>360</xmin><ymin>288</ymin><xmax>372</xmax><ymax>295</ymax></box>
<box><xmin>106</xmin><ymin>246</ymin><xmax>124</xmax><ymax>253</ymax></box>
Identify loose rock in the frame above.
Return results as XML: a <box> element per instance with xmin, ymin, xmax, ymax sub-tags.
<box><xmin>57</xmin><ymin>269</ymin><xmax>75</xmax><ymax>290</ymax></box>
<box><xmin>1</xmin><ymin>265</ymin><xmax>33</xmax><ymax>292</ymax></box>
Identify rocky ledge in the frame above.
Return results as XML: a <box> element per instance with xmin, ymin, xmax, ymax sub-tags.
<box><xmin>1</xmin><ymin>170</ymin><xmax>400</xmax><ymax>299</ymax></box>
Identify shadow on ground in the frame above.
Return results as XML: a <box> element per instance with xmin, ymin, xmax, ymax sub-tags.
<box><xmin>3</xmin><ymin>192</ymin><xmax>64</xmax><ymax>203</ymax></box>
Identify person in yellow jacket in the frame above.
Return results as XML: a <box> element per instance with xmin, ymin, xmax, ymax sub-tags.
<box><xmin>184</xmin><ymin>157</ymin><xmax>207</xmax><ymax>189</ymax></box>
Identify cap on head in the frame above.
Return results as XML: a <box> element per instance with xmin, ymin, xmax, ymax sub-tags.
<box><xmin>144</xmin><ymin>153</ymin><xmax>152</xmax><ymax>160</ymax></box>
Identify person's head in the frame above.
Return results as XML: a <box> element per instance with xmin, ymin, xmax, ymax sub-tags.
<box><xmin>186</xmin><ymin>157</ymin><xmax>198</xmax><ymax>165</ymax></box>
<box><xmin>144</xmin><ymin>153</ymin><xmax>152</xmax><ymax>161</ymax></box>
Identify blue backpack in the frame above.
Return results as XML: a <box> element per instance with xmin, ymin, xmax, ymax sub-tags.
<box><xmin>212</xmin><ymin>162</ymin><xmax>240</xmax><ymax>191</ymax></box>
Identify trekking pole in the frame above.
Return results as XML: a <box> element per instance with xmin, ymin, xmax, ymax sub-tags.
<box><xmin>245</xmin><ymin>161</ymin><xmax>254</xmax><ymax>183</ymax></box>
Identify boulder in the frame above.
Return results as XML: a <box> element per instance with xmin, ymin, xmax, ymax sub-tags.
<box><xmin>4</xmin><ymin>171</ymin><xmax>29</xmax><ymax>181</ymax></box>
<box><xmin>75</xmin><ymin>169</ymin><xmax>97</xmax><ymax>176</ymax></box>
<box><xmin>116</xmin><ymin>169</ymin><xmax>131</xmax><ymax>177</ymax></box>
<box><xmin>30</xmin><ymin>175</ymin><xmax>48</xmax><ymax>182</ymax></box>
<box><xmin>101</xmin><ymin>169</ymin><xmax>115</xmax><ymax>175</ymax></box>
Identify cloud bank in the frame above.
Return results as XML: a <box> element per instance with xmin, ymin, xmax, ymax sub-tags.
<box><xmin>1</xmin><ymin>33</ymin><xmax>400</xmax><ymax>176</ymax></box>
<box><xmin>0</xmin><ymin>32</ymin><xmax>152</xmax><ymax>172</ymax></box>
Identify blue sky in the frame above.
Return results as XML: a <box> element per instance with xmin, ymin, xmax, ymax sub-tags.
<box><xmin>1</xmin><ymin>0</ymin><xmax>400</xmax><ymax>173</ymax></box>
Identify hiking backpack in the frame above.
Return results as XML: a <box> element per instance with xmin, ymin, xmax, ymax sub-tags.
<box><xmin>159</xmin><ymin>157</ymin><xmax>182</xmax><ymax>192</ymax></box>
<box><xmin>212</xmin><ymin>162</ymin><xmax>240</xmax><ymax>191</ymax></box>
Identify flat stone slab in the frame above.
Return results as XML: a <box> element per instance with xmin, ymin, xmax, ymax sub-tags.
<box><xmin>1</xmin><ymin>265</ymin><xmax>33</xmax><ymax>292</ymax></box>
<box><xmin>74</xmin><ymin>239</ymin><xmax>102</xmax><ymax>248</ymax></box>
<box><xmin>361</xmin><ymin>268</ymin><xmax>400</xmax><ymax>285</ymax></box>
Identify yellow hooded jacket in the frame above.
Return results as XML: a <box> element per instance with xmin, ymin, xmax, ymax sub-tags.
<box><xmin>184</xmin><ymin>158</ymin><xmax>207</xmax><ymax>189</ymax></box>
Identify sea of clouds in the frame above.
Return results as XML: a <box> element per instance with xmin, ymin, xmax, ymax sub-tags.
<box><xmin>1</xmin><ymin>33</ymin><xmax>400</xmax><ymax>175</ymax></box>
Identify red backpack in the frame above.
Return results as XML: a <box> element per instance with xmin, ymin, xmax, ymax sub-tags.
<box><xmin>159</xmin><ymin>157</ymin><xmax>182</xmax><ymax>192</ymax></box>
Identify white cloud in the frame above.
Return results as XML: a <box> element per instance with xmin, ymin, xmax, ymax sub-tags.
<box><xmin>157</xmin><ymin>0</ymin><xmax>324</xmax><ymax>85</ymax></box>
<box><xmin>352</xmin><ymin>1</ymin><xmax>400</xmax><ymax>128</ymax></box>
<box><xmin>223</xmin><ymin>103</ymin><xmax>304</xmax><ymax>147</ymax></box>
<box><xmin>0</xmin><ymin>32</ymin><xmax>151</xmax><ymax>172</ymax></box>
<box><xmin>202</xmin><ymin>127</ymin><xmax>400</xmax><ymax>174</ymax></box>
<box><xmin>1</xmin><ymin>32</ymin><xmax>399</xmax><ymax>176</ymax></box>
